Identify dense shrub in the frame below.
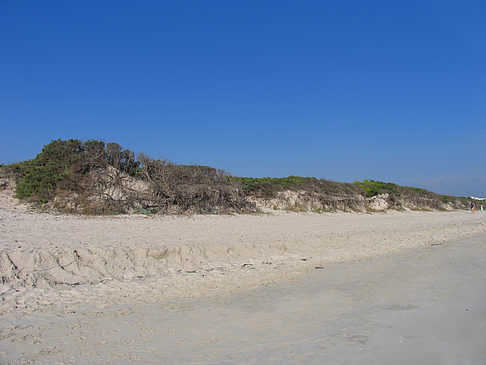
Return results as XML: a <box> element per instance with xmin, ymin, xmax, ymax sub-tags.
<box><xmin>8</xmin><ymin>139</ymin><xmax>251</xmax><ymax>214</ymax></box>
<box><xmin>3</xmin><ymin>138</ymin><xmax>475</xmax><ymax>214</ymax></box>
<box><xmin>11</xmin><ymin>139</ymin><xmax>140</xmax><ymax>203</ymax></box>
<box><xmin>353</xmin><ymin>179</ymin><xmax>398</xmax><ymax>198</ymax></box>
<box><xmin>13</xmin><ymin>139</ymin><xmax>84</xmax><ymax>202</ymax></box>
<box><xmin>233</xmin><ymin>176</ymin><xmax>316</xmax><ymax>191</ymax></box>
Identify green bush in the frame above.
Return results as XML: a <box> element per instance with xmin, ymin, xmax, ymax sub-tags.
<box><xmin>12</xmin><ymin>139</ymin><xmax>139</xmax><ymax>203</ymax></box>
<box><xmin>14</xmin><ymin>139</ymin><xmax>83</xmax><ymax>202</ymax></box>
<box><xmin>353</xmin><ymin>179</ymin><xmax>398</xmax><ymax>198</ymax></box>
<box><xmin>233</xmin><ymin>176</ymin><xmax>317</xmax><ymax>191</ymax></box>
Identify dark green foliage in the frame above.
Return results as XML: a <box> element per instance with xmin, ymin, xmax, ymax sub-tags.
<box><xmin>7</xmin><ymin>139</ymin><xmax>250</xmax><ymax>214</ymax></box>
<box><xmin>14</xmin><ymin>139</ymin><xmax>83</xmax><ymax>202</ymax></box>
<box><xmin>458</xmin><ymin>196</ymin><xmax>472</xmax><ymax>205</ymax></box>
<box><xmin>11</xmin><ymin>139</ymin><xmax>139</xmax><ymax>203</ymax></box>
<box><xmin>353</xmin><ymin>179</ymin><xmax>398</xmax><ymax>198</ymax></box>
<box><xmin>407</xmin><ymin>186</ymin><xmax>429</xmax><ymax>194</ymax></box>
<box><xmin>232</xmin><ymin>176</ymin><xmax>317</xmax><ymax>192</ymax></box>
<box><xmin>441</xmin><ymin>195</ymin><xmax>451</xmax><ymax>203</ymax></box>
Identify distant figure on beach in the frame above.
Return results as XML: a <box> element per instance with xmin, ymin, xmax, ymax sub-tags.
<box><xmin>481</xmin><ymin>205</ymin><xmax>484</xmax><ymax>212</ymax></box>
<box><xmin>470</xmin><ymin>201</ymin><xmax>476</xmax><ymax>212</ymax></box>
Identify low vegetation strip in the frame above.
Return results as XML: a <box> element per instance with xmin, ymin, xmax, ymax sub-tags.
<box><xmin>232</xmin><ymin>176</ymin><xmax>318</xmax><ymax>191</ymax></box>
<box><xmin>0</xmin><ymin>139</ymin><xmax>477</xmax><ymax>214</ymax></box>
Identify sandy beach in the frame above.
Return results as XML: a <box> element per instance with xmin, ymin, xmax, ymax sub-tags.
<box><xmin>1</xmin><ymin>188</ymin><xmax>486</xmax><ymax>363</ymax></box>
<box><xmin>3</xmin><ymin>0</ymin><xmax>485</xmax><ymax>362</ymax></box>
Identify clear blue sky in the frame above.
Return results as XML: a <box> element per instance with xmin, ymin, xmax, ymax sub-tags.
<box><xmin>1</xmin><ymin>1</ymin><xmax>485</xmax><ymax>196</ymax></box>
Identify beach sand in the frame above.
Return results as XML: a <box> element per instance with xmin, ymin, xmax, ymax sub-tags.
<box><xmin>1</xmin><ymin>187</ymin><xmax>485</xmax><ymax>363</ymax></box>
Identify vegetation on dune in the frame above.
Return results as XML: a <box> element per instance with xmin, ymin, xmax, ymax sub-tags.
<box><xmin>351</xmin><ymin>180</ymin><xmax>476</xmax><ymax>209</ymax></box>
<box><xmin>1</xmin><ymin>139</ymin><xmax>477</xmax><ymax>214</ymax></box>
<box><xmin>6</xmin><ymin>139</ymin><xmax>249</xmax><ymax>214</ymax></box>
<box><xmin>232</xmin><ymin>176</ymin><xmax>317</xmax><ymax>191</ymax></box>
<box><xmin>353</xmin><ymin>179</ymin><xmax>398</xmax><ymax>198</ymax></box>
<box><xmin>10</xmin><ymin>139</ymin><xmax>139</xmax><ymax>203</ymax></box>
<box><xmin>440</xmin><ymin>195</ymin><xmax>470</xmax><ymax>205</ymax></box>
<box><xmin>232</xmin><ymin>176</ymin><xmax>471</xmax><ymax>211</ymax></box>
<box><xmin>233</xmin><ymin>176</ymin><xmax>360</xmax><ymax>193</ymax></box>
<box><xmin>353</xmin><ymin>179</ymin><xmax>440</xmax><ymax>199</ymax></box>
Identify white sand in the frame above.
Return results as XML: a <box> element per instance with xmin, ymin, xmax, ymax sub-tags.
<box><xmin>1</xmin><ymin>187</ymin><xmax>486</xmax><ymax>363</ymax></box>
<box><xmin>1</xmin><ymin>225</ymin><xmax>485</xmax><ymax>364</ymax></box>
<box><xmin>1</xmin><ymin>187</ymin><xmax>485</xmax><ymax>314</ymax></box>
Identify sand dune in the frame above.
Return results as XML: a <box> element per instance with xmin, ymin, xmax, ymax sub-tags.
<box><xmin>1</xmin><ymin>187</ymin><xmax>485</xmax><ymax>314</ymax></box>
<box><xmin>1</xmin><ymin>187</ymin><xmax>486</xmax><ymax>363</ymax></box>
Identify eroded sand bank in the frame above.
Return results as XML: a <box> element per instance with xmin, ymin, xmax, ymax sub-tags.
<box><xmin>1</xmin><ymin>187</ymin><xmax>486</xmax><ymax>363</ymax></box>
<box><xmin>1</xmin><ymin>187</ymin><xmax>485</xmax><ymax>314</ymax></box>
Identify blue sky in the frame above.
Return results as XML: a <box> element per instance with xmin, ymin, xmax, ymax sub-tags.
<box><xmin>1</xmin><ymin>1</ymin><xmax>485</xmax><ymax>196</ymax></box>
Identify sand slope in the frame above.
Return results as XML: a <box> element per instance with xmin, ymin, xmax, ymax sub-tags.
<box><xmin>1</xmin><ymin>232</ymin><xmax>485</xmax><ymax>364</ymax></box>
<box><xmin>1</xmin><ymin>188</ymin><xmax>485</xmax><ymax>314</ymax></box>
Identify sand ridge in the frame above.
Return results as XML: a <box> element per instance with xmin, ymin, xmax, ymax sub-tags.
<box><xmin>1</xmin><ymin>187</ymin><xmax>485</xmax><ymax>314</ymax></box>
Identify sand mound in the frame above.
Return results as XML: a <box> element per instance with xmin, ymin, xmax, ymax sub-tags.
<box><xmin>0</xmin><ymin>242</ymin><xmax>297</xmax><ymax>289</ymax></box>
<box><xmin>1</xmin><ymin>186</ymin><xmax>486</xmax><ymax>313</ymax></box>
